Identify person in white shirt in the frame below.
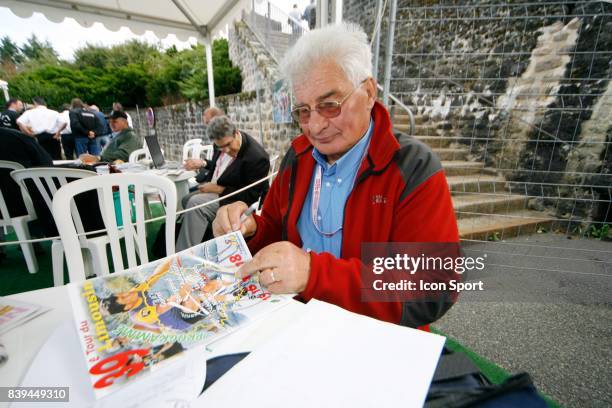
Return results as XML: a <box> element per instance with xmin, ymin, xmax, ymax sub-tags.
<box><xmin>17</xmin><ymin>97</ymin><xmax>66</xmax><ymax>160</ymax></box>
<box><xmin>289</xmin><ymin>4</ymin><xmax>303</xmax><ymax>30</ymax></box>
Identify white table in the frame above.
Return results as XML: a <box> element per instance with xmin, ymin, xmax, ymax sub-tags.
<box><xmin>145</xmin><ymin>169</ymin><xmax>196</xmax><ymax>210</ymax></box>
<box><xmin>0</xmin><ymin>286</ymin><xmax>304</xmax><ymax>406</ymax></box>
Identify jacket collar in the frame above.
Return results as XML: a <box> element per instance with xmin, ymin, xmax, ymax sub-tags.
<box><xmin>235</xmin><ymin>130</ymin><xmax>250</xmax><ymax>159</ymax></box>
<box><xmin>290</xmin><ymin>101</ymin><xmax>399</xmax><ymax>172</ymax></box>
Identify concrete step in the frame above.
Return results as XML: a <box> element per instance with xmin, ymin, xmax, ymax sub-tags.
<box><xmin>394</xmin><ymin>123</ymin><xmax>440</xmax><ymax>135</ymax></box>
<box><xmin>413</xmin><ymin>135</ymin><xmax>457</xmax><ymax>148</ymax></box>
<box><xmin>446</xmin><ymin>175</ymin><xmax>507</xmax><ymax>193</ymax></box>
<box><xmin>457</xmin><ymin>210</ymin><xmax>554</xmax><ymax>240</ymax></box>
<box><xmin>432</xmin><ymin>147</ymin><xmax>469</xmax><ymax>161</ymax></box>
<box><xmin>441</xmin><ymin>161</ymin><xmax>485</xmax><ymax>176</ymax></box>
<box><xmin>452</xmin><ymin>193</ymin><xmax>528</xmax><ymax>215</ymax></box>
<box><xmin>393</xmin><ymin>113</ymin><xmax>429</xmax><ymax>125</ymax></box>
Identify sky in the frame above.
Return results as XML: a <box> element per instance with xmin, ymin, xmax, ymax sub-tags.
<box><xmin>0</xmin><ymin>0</ymin><xmax>312</xmax><ymax>61</ymax></box>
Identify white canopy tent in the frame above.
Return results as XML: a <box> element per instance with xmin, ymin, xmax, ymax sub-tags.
<box><xmin>0</xmin><ymin>0</ymin><xmax>249</xmax><ymax>106</ymax></box>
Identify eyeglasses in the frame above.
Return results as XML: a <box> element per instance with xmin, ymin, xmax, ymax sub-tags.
<box><xmin>291</xmin><ymin>79</ymin><xmax>368</xmax><ymax>124</ymax></box>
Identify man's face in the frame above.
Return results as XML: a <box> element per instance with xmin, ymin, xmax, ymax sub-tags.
<box><xmin>293</xmin><ymin>60</ymin><xmax>375</xmax><ymax>162</ymax></box>
<box><xmin>109</xmin><ymin>118</ymin><xmax>128</xmax><ymax>132</ymax></box>
<box><xmin>12</xmin><ymin>100</ymin><xmax>23</xmax><ymax>112</ymax></box>
<box><xmin>214</xmin><ymin>132</ymin><xmax>241</xmax><ymax>158</ymax></box>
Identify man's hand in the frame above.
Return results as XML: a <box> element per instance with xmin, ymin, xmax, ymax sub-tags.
<box><xmin>198</xmin><ymin>182</ymin><xmax>224</xmax><ymax>194</ymax></box>
<box><xmin>212</xmin><ymin>201</ymin><xmax>257</xmax><ymax>238</ymax></box>
<box><xmin>18</xmin><ymin>124</ymin><xmax>33</xmax><ymax>136</ymax></box>
<box><xmin>79</xmin><ymin>153</ymin><xmax>99</xmax><ymax>164</ymax></box>
<box><xmin>53</xmin><ymin>132</ymin><xmax>61</xmax><ymax>141</ymax></box>
<box><xmin>88</xmin><ymin>130</ymin><xmax>95</xmax><ymax>139</ymax></box>
<box><xmin>183</xmin><ymin>158</ymin><xmax>205</xmax><ymax>171</ymax></box>
<box><xmin>237</xmin><ymin>242</ymin><xmax>311</xmax><ymax>294</ymax></box>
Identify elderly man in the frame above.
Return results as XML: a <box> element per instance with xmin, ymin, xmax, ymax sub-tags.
<box><xmin>183</xmin><ymin>106</ymin><xmax>225</xmax><ymax>172</ymax></box>
<box><xmin>176</xmin><ymin>115</ymin><xmax>269</xmax><ymax>251</ymax></box>
<box><xmin>79</xmin><ymin>110</ymin><xmax>140</xmax><ymax>164</ymax></box>
<box><xmin>213</xmin><ymin>23</ymin><xmax>459</xmax><ymax>328</ymax></box>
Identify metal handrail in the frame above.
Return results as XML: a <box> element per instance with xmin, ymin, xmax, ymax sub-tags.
<box><xmin>378</xmin><ymin>84</ymin><xmax>416</xmax><ymax>135</ymax></box>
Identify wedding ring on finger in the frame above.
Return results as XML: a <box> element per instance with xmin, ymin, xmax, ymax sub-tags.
<box><xmin>269</xmin><ymin>270</ymin><xmax>277</xmax><ymax>283</ymax></box>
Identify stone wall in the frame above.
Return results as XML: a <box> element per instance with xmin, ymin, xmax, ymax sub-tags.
<box><xmin>228</xmin><ymin>19</ymin><xmax>299</xmax><ymax>158</ymax></box>
<box><xmin>343</xmin><ymin>0</ymin><xmax>611</xmax><ymax>223</ymax></box>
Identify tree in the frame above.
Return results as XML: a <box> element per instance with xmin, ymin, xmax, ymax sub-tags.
<box><xmin>20</xmin><ymin>34</ymin><xmax>58</xmax><ymax>63</ymax></box>
<box><xmin>73</xmin><ymin>44</ymin><xmax>110</xmax><ymax>69</ymax></box>
<box><xmin>0</xmin><ymin>36</ymin><xmax>23</xmax><ymax>65</ymax></box>
<box><xmin>7</xmin><ymin>37</ymin><xmax>242</xmax><ymax>109</ymax></box>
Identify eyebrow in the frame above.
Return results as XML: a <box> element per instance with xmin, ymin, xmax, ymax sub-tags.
<box><xmin>294</xmin><ymin>89</ymin><xmax>342</xmax><ymax>108</ymax></box>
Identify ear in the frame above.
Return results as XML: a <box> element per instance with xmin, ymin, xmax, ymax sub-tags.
<box><xmin>364</xmin><ymin>78</ymin><xmax>378</xmax><ymax>109</ymax></box>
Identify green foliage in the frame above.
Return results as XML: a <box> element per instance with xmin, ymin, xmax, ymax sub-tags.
<box><xmin>7</xmin><ymin>38</ymin><xmax>242</xmax><ymax>110</ymax></box>
<box><xmin>19</xmin><ymin>34</ymin><xmax>58</xmax><ymax>64</ymax></box>
<box><xmin>587</xmin><ymin>223</ymin><xmax>610</xmax><ymax>240</ymax></box>
<box><xmin>0</xmin><ymin>36</ymin><xmax>23</xmax><ymax>65</ymax></box>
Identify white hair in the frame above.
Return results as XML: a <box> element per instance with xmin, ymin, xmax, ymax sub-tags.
<box><xmin>280</xmin><ymin>22</ymin><xmax>373</xmax><ymax>89</ymax></box>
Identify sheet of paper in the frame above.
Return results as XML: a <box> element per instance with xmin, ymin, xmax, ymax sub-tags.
<box><xmin>199</xmin><ymin>299</ymin><xmax>446</xmax><ymax>408</ymax></box>
<box><xmin>0</xmin><ymin>297</ymin><xmax>48</xmax><ymax>335</ymax></box>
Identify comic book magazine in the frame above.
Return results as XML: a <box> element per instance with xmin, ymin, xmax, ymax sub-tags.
<box><xmin>68</xmin><ymin>231</ymin><xmax>289</xmax><ymax>399</ymax></box>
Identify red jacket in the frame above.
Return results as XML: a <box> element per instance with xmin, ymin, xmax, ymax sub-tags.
<box><xmin>248</xmin><ymin>101</ymin><xmax>459</xmax><ymax>327</ymax></box>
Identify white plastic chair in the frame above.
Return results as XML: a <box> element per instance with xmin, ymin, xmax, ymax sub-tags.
<box><xmin>129</xmin><ymin>143</ymin><xmax>165</xmax><ymax>165</ymax></box>
<box><xmin>128</xmin><ymin>148</ymin><xmax>148</xmax><ymax>164</ymax></box>
<box><xmin>196</xmin><ymin>144</ymin><xmax>214</xmax><ymax>161</ymax></box>
<box><xmin>0</xmin><ymin>161</ymin><xmax>38</xmax><ymax>274</ymax></box>
<box><xmin>11</xmin><ymin>167</ymin><xmax>99</xmax><ymax>285</ymax></box>
<box><xmin>52</xmin><ymin>173</ymin><xmax>177</xmax><ymax>283</ymax></box>
<box><xmin>182</xmin><ymin>138</ymin><xmax>203</xmax><ymax>161</ymax></box>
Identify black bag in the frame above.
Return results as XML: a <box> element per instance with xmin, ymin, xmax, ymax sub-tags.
<box><xmin>426</xmin><ymin>349</ymin><xmax>548</xmax><ymax>408</ymax></box>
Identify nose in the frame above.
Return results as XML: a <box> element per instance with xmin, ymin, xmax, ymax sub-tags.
<box><xmin>307</xmin><ymin>109</ymin><xmax>329</xmax><ymax>136</ymax></box>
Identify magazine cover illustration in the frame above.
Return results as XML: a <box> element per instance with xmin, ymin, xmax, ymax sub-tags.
<box><xmin>68</xmin><ymin>231</ymin><xmax>286</xmax><ymax>398</ymax></box>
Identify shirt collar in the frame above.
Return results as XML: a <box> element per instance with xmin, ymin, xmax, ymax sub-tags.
<box><xmin>312</xmin><ymin>119</ymin><xmax>374</xmax><ymax>176</ymax></box>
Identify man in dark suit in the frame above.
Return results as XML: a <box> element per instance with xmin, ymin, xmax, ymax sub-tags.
<box><xmin>176</xmin><ymin>116</ymin><xmax>270</xmax><ymax>251</ymax></box>
<box><xmin>0</xmin><ymin>127</ymin><xmax>53</xmax><ymax>259</ymax></box>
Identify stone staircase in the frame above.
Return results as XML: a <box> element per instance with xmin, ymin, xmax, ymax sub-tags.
<box><xmin>393</xmin><ymin>112</ymin><xmax>553</xmax><ymax>240</ymax></box>
<box><xmin>265</xmin><ymin>31</ymin><xmax>291</xmax><ymax>60</ymax></box>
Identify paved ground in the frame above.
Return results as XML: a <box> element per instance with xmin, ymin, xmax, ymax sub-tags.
<box><xmin>434</xmin><ymin>233</ymin><xmax>611</xmax><ymax>407</ymax></box>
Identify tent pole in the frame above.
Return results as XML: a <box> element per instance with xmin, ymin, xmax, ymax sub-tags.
<box><xmin>205</xmin><ymin>37</ymin><xmax>216</xmax><ymax>107</ymax></box>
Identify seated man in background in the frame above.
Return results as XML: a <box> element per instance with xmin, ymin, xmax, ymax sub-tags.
<box><xmin>0</xmin><ymin>127</ymin><xmax>52</xmax><ymax>260</ymax></box>
<box><xmin>176</xmin><ymin>115</ymin><xmax>270</xmax><ymax>251</ymax></box>
<box><xmin>183</xmin><ymin>106</ymin><xmax>225</xmax><ymax>174</ymax></box>
<box><xmin>79</xmin><ymin>110</ymin><xmax>141</xmax><ymax>164</ymax></box>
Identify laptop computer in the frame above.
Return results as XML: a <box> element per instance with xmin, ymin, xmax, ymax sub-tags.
<box><xmin>145</xmin><ymin>135</ymin><xmax>166</xmax><ymax>169</ymax></box>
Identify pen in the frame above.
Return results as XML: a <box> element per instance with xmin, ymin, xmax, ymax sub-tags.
<box><xmin>239</xmin><ymin>202</ymin><xmax>259</xmax><ymax>223</ymax></box>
